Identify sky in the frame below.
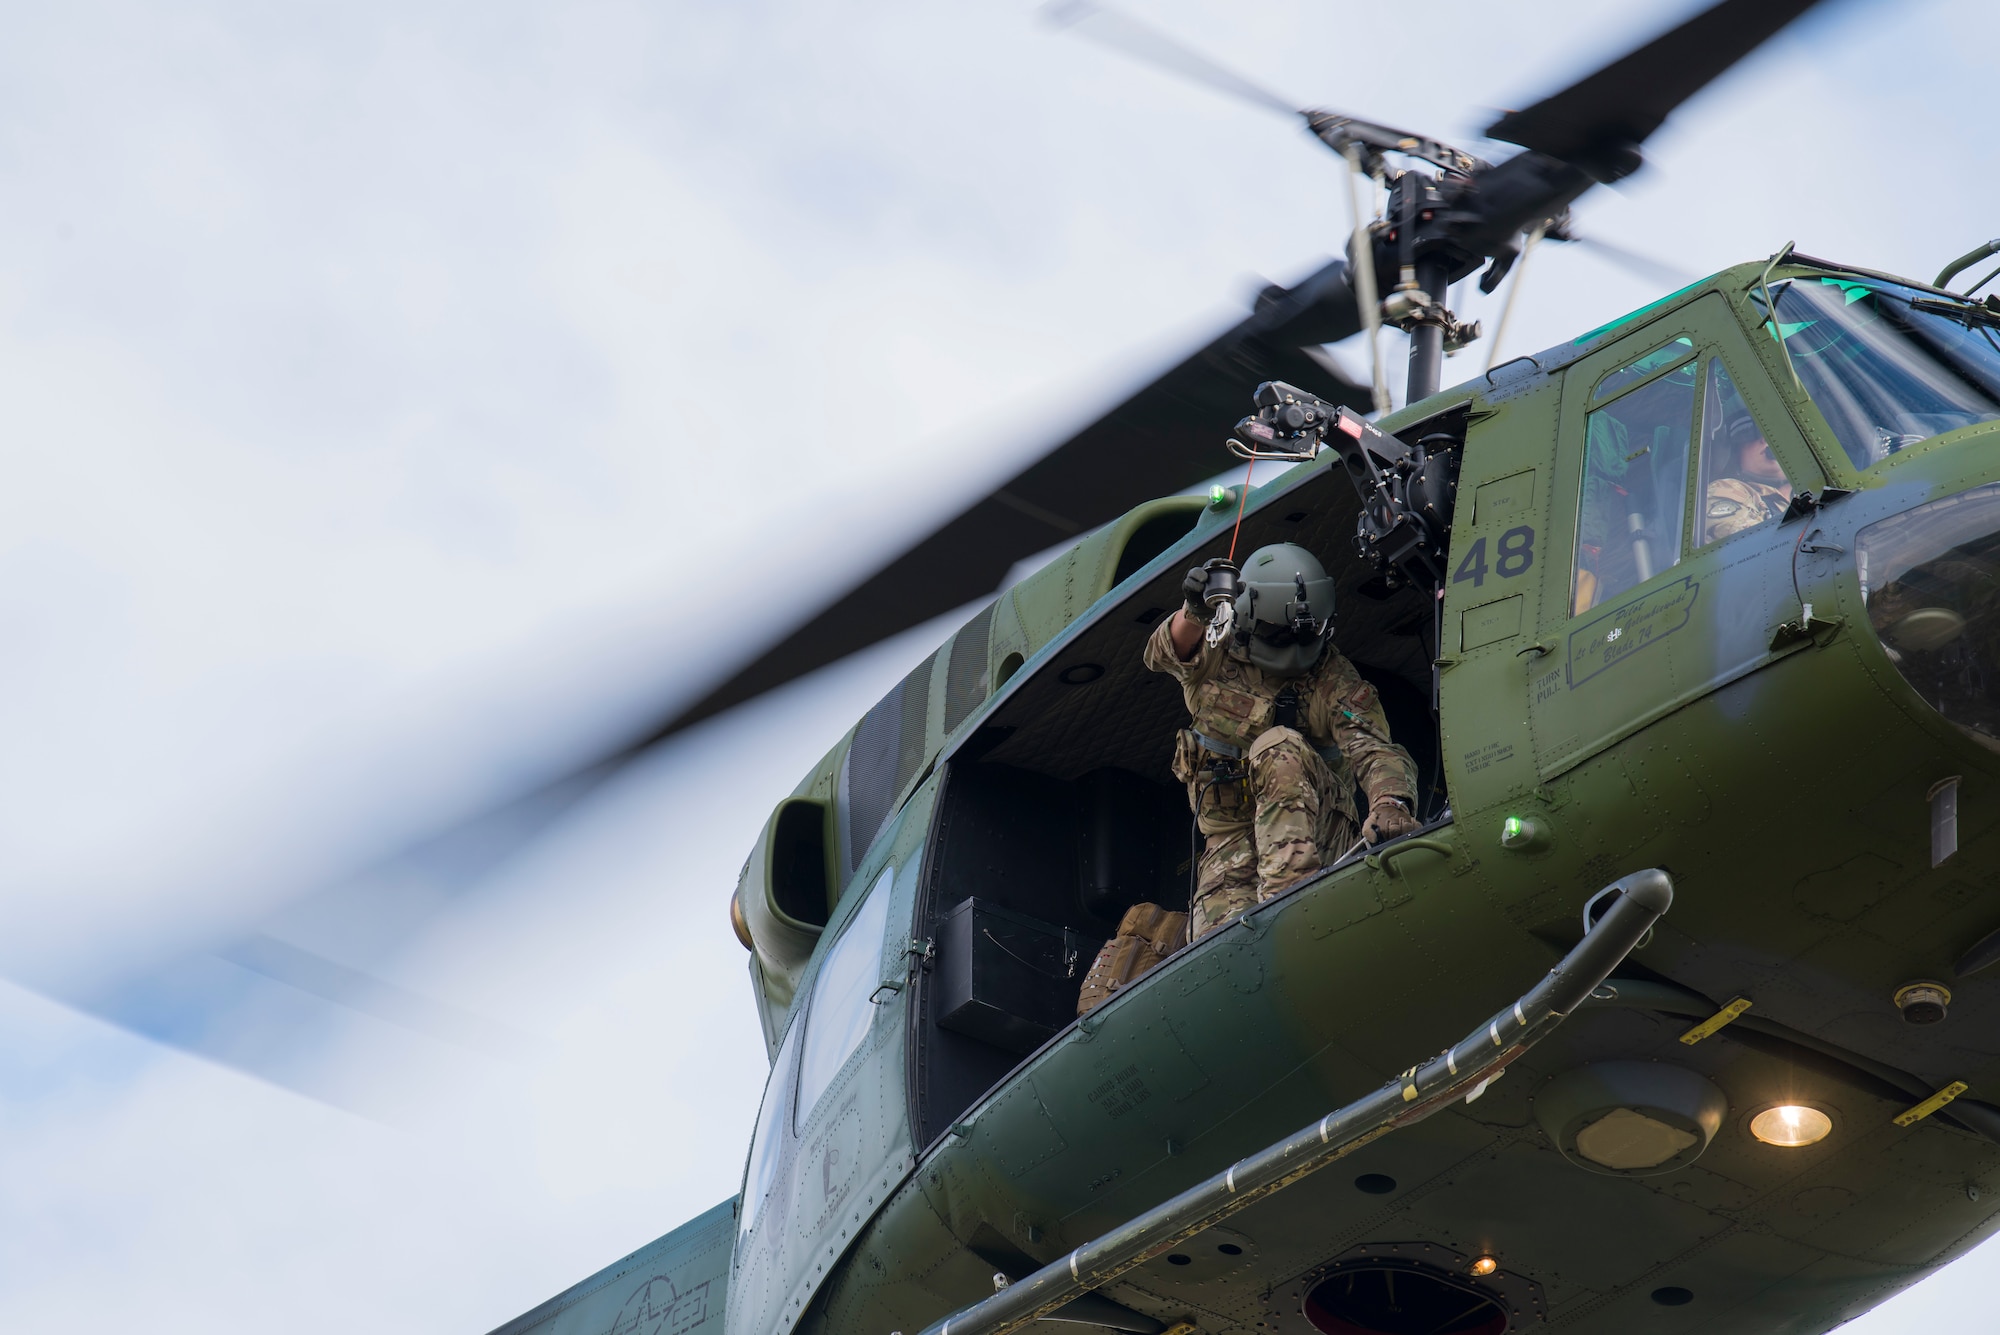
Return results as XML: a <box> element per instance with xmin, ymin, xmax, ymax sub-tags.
<box><xmin>0</xmin><ymin>0</ymin><xmax>1995</xmax><ymax>1330</ymax></box>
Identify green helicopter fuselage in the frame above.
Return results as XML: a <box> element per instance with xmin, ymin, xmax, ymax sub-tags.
<box><xmin>499</xmin><ymin>256</ymin><xmax>2000</xmax><ymax>1335</ymax></box>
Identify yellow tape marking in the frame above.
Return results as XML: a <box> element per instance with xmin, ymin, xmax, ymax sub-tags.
<box><xmin>1895</xmin><ymin>1081</ymin><xmax>1969</xmax><ymax>1128</ymax></box>
<box><xmin>1678</xmin><ymin>997</ymin><xmax>1752</xmax><ymax>1046</ymax></box>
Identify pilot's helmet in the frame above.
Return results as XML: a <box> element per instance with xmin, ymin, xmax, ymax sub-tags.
<box><xmin>1231</xmin><ymin>543</ymin><xmax>1336</xmax><ymax>678</ymax></box>
<box><xmin>1727</xmin><ymin>415</ymin><xmax>1765</xmax><ymax>454</ymax></box>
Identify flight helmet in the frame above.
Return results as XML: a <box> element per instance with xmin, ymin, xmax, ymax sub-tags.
<box><xmin>1231</xmin><ymin>542</ymin><xmax>1336</xmax><ymax>677</ymax></box>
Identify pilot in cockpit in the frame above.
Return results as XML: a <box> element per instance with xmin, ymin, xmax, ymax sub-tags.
<box><xmin>1146</xmin><ymin>542</ymin><xmax>1419</xmax><ymax>940</ymax></box>
<box><xmin>1703</xmin><ymin>417</ymin><xmax>1793</xmax><ymax>542</ymax></box>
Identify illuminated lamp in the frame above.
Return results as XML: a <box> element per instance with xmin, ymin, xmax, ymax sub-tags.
<box><xmin>1750</xmin><ymin>1104</ymin><xmax>1832</xmax><ymax>1147</ymax></box>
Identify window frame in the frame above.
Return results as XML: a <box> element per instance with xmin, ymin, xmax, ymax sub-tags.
<box><xmin>1566</xmin><ymin>330</ymin><xmax>1705</xmax><ymax>617</ymax></box>
<box><xmin>791</xmin><ymin>861</ymin><xmax>898</xmax><ymax>1135</ymax></box>
<box><xmin>1729</xmin><ymin>267</ymin><xmax>1907</xmax><ymax>491</ymax></box>
<box><xmin>1685</xmin><ymin>351</ymin><xmax>1800</xmax><ymax>555</ymax></box>
<box><xmin>737</xmin><ymin>1012</ymin><xmax>803</xmax><ymax>1241</ymax></box>
<box><xmin>1589</xmin><ymin>335</ymin><xmax>1696</xmax><ymax>406</ymax></box>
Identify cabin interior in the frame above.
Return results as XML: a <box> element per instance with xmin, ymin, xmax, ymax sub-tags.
<box><xmin>907</xmin><ymin>419</ymin><xmax>1461</xmax><ymax>1151</ymax></box>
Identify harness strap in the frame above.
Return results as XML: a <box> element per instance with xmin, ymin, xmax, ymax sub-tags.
<box><xmin>1273</xmin><ymin>686</ymin><xmax>1300</xmax><ymax>731</ymax></box>
<box><xmin>1190</xmin><ymin>729</ymin><xmax>1244</xmax><ymax>760</ymax></box>
<box><xmin>1195</xmin><ymin>727</ymin><xmax>1341</xmax><ymax>772</ymax></box>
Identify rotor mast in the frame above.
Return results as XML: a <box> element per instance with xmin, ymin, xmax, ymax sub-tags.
<box><xmin>1312</xmin><ymin>120</ymin><xmax>1508</xmax><ymax>408</ymax></box>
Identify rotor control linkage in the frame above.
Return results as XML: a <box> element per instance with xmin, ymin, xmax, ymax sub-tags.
<box><xmin>909</xmin><ymin>869</ymin><xmax>1675</xmax><ymax>1335</ymax></box>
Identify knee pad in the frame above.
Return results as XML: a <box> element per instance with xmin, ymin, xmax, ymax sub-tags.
<box><xmin>1246</xmin><ymin>727</ymin><xmax>1316</xmax><ymax>799</ymax></box>
<box><xmin>1246</xmin><ymin>725</ymin><xmax>1309</xmax><ymax>763</ymax></box>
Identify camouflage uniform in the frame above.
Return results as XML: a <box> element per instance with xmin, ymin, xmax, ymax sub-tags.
<box><xmin>1703</xmin><ymin>477</ymin><xmax>1790</xmax><ymax>543</ymax></box>
<box><xmin>1143</xmin><ymin>618</ymin><xmax>1418</xmax><ymax>939</ymax></box>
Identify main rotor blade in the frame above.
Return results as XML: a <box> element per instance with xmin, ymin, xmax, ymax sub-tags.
<box><xmin>1569</xmin><ymin>233</ymin><xmax>1698</xmax><ymax>287</ymax></box>
<box><xmin>1042</xmin><ymin>0</ymin><xmax>1302</xmax><ymax>120</ymax></box>
<box><xmin>625</xmin><ymin>258</ymin><xmax>1370</xmax><ymax>744</ymax></box>
<box><xmin>1484</xmin><ymin>0</ymin><xmax>1824</xmax><ymax>177</ymax></box>
<box><xmin>148</xmin><ymin>259</ymin><xmax>1372</xmax><ymax>985</ymax></box>
<box><xmin>1446</xmin><ymin>0</ymin><xmax>1827</xmax><ymax>259</ymax></box>
<box><xmin>15</xmin><ymin>931</ymin><xmax>523</xmax><ymax>1118</ymax></box>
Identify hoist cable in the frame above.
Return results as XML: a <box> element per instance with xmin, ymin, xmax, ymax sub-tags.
<box><xmin>1226</xmin><ymin>455</ymin><xmax>1256</xmax><ymax>561</ymax></box>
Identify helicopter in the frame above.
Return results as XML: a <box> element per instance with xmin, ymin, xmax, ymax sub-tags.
<box><xmin>461</xmin><ymin>0</ymin><xmax>2000</xmax><ymax>1331</ymax></box>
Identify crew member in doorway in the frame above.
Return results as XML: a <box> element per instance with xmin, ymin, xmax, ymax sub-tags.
<box><xmin>1704</xmin><ymin>417</ymin><xmax>1792</xmax><ymax>542</ymax></box>
<box><xmin>1146</xmin><ymin>542</ymin><xmax>1419</xmax><ymax>940</ymax></box>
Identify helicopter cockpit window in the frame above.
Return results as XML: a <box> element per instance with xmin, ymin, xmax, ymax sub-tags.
<box><xmin>794</xmin><ymin>862</ymin><xmax>896</xmax><ymax>1131</ymax></box>
<box><xmin>1591</xmin><ymin>335</ymin><xmax>1692</xmax><ymax>402</ymax></box>
<box><xmin>1762</xmin><ymin>276</ymin><xmax>2000</xmax><ymax>469</ymax></box>
<box><xmin>1572</xmin><ymin>341</ymin><xmax>1698</xmax><ymax>614</ymax></box>
<box><xmin>1695</xmin><ymin>359</ymin><xmax>1790</xmax><ymax>546</ymax></box>
<box><xmin>739</xmin><ymin>1013</ymin><xmax>802</xmax><ymax>1240</ymax></box>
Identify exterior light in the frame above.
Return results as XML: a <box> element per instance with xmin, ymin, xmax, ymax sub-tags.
<box><xmin>1500</xmin><ymin>815</ymin><xmax>1547</xmax><ymax>851</ymax></box>
<box><xmin>1750</xmin><ymin>1104</ymin><xmax>1831</xmax><ymax>1147</ymax></box>
<box><xmin>1469</xmin><ymin>1256</ymin><xmax>1498</xmax><ymax>1277</ymax></box>
<box><xmin>1895</xmin><ymin>980</ymin><xmax>1951</xmax><ymax>1025</ymax></box>
<box><xmin>1207</xmin><ymin>484</ymin><xmax>1232</xmax><ymax>509</ymax></box>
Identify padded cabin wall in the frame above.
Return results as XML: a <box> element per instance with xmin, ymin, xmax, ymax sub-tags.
<box><xmin>1075</xmin><ymin>766</ymin><xmax>1192</xmax><ymax>921</ymax></box>
<box><xmin>928</xmin><ymin>766</ymin><xmax>1080</xmax><ymax>923</ymax></box>
<box><xmin>909</xmin><ymin>760</ymin><xmax>1189</xmax><ymax>1151</ymax></box>
<box><xmin>911</xmin><ymin>763</ymin><xmax>1080</xmax><ymax>1149</ymax></box>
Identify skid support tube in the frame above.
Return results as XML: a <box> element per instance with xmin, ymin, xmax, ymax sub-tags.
<box><xmin>914</xmin><ymin>869</ymin><xmax>1674</xmax><ymax>1335</ymax></box>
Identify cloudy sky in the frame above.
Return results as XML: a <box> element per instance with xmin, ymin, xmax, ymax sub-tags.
<box><xmin>1</xmin><ymin>0</ymin><xmax>1995</xmax><ymax>1330</ymax></box>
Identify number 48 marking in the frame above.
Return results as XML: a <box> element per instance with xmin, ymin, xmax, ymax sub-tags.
<box><xmin>1452</xmin><ymin>526</ymin><xmax>1536</xmax><ymax>588</ymax></box>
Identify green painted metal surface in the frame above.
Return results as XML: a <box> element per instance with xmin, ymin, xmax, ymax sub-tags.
<box><xmin>498</xmin><ymin>253</ymin><xmax>2000</xmax><ymax>1335</ymax></box>
<box><xmin>486</xmin><ymin>1197</ymin><xmax>735</xmax><ymax>1335</ymax></box>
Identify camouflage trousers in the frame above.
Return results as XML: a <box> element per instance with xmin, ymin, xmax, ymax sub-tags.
<box><xmin>1189</xmin><ymin>727</ymin><xmax>1354</xmax><ymax>939</ymax></box>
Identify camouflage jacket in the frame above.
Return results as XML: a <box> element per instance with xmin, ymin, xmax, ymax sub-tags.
<box><xmin>1704</xmin><ymin>477</ymin><xmax>1791</xmax><ymax>543</ymax></box>
<box><xmin>1142</xmin><ymin>617</ymin><xmax>1417</xmax><ymax>810</ymax></box>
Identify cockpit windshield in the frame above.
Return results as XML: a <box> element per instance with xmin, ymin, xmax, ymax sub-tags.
<box><xmin>1761</xmin><ymin>274</ymin><xmax>2000</xmax><ymax>471</ymax></box>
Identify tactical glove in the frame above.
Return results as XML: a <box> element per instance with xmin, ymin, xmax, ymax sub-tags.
<box><xmin>1361</xmin><ymin>794</ymin><xmax>1419</xmax><ymax>846</ymax></box>
<box><xmin>1181</xmin><ymin>565</ymin><xmax>1214</xmax><ymax>624</ymax></box>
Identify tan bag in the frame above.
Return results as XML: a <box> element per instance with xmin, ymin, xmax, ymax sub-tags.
<box><xmin>1076</xmin><ymin>903</ymin><xmax>1189</xmax><ymax>1016</ymax></box>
